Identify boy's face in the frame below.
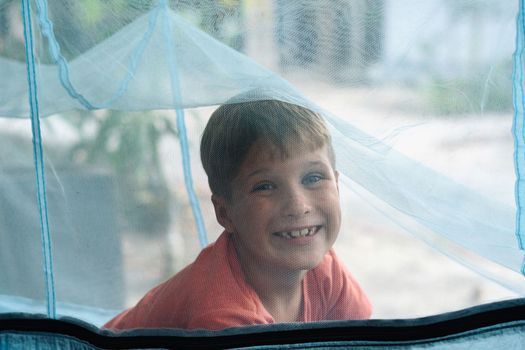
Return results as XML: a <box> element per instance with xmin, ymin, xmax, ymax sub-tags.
<box><xmin>212</xmin><ymin>140</ymin><xmax>341</xmax><ymax>273</ymax></box>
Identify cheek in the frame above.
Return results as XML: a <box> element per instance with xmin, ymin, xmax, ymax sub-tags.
<box><xmin>333</xmin><ymin>205</ymin><xmax>342</xmax><ymax>228</ymax></box>
<box><xmin>318</xmin><ymin>190</ymin><xmax>341</xmax><ymax>221</ymax></box>
<box><xmin>232</xmin><ymin>198</ymin><xmax>272</xmax><ymax>225</ymax></box>
<box><xmin>324</xmin><ymin>199</ymin><xmax>341</xmax><ymax>241</ymax></box>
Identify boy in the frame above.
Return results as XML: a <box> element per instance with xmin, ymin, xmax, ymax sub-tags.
<box><xmin>104</xmin><ymin>99</ymin><xmax>371</xmax><ymax>330</ymax></box>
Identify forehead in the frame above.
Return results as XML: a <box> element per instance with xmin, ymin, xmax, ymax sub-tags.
<box><xmin>237</xmin><ymin>140</ymin><xmax>332</xmax><ymax>176</ymax></box>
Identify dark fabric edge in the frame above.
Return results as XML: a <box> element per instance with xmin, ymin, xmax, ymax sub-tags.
<box><xmin>0</xmin><ymin>298</ymin><xmax>524</xmax><ymax>349</ymax></box>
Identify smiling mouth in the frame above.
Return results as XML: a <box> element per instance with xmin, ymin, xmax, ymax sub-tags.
<box><xmin>273</xmin><ymin>226</ymin><xmax>321</xmax><ymax>239</ymax></box>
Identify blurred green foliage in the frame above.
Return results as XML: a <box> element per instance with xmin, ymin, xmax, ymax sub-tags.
<box><xmin>422</xmin><ymin>61</ymin><xmax>513</xmax><ymax>116</ymax></box>
<box><xmin>66</xmin><ymin>110</ymin><xmax>178</xmax><ymax>235</ymax></box>
<box><xmin>0</xmin><ymin>0</ymin><xmax>25</xmax><ymax>61</ymax></box>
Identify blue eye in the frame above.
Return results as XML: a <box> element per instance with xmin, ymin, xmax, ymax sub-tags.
<box><xmin>303</xmin><ymin>173</ymin><xmax>323</xmax><ymax>185</ymax></box>
<box><xmin>253</xmin><ymin>182</ymin><xmax>274</xmax><ymax>192</ymax></box>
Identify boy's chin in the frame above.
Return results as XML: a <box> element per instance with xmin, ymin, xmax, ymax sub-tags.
<box><xmin>281</xmin><ymin>253</ymin><xmax>326</xmax><ymax>271</ymax></box>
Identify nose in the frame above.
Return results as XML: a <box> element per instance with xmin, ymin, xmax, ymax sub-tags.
<box><xmin>282</xmin><ymin>186</ymin><xmax>311</xmax><ymax>218</ymax></box>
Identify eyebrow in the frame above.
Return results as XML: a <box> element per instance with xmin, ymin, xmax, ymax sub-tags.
<box><xmin>245</xmin><ymin>160</ymin><xmax>328</xmax><ymax>179</ymax></box>
<box><xmin>246</xmin><ymin>168</ymin><xmax>271</xmax><ymax>179</ymax></box>
<box><xmin>307</xmin><ymin>161</ymin><xmax>326</xmax><ymax>167</ymax></box>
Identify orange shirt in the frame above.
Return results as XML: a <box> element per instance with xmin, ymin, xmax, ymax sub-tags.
<box><xmin>104</xmin><ymin>232</ymin><xmax>371</xmax><ymax>330</ymax></box>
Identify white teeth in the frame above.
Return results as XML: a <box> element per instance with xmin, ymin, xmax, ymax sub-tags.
<box><xmin>276</xmin><ymin>226</ymin><xmax>318</xmax><ymax>239</ymax></box>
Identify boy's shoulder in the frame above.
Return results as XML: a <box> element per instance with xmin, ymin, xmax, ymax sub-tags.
<box><xmin>157</xmin><ymin>231</ymin><xmax>272</xmax><ymax>328</ymax></box>
<box><xmin>306</xmin><ymin>248</ymin><xmax>360</xmax><ymax>301</ymax></box>
<box><xmin>106</xmin><ymin>232</ymin><xmax>266</xmax><ymax>330</ymax></box>
<box><xmin>163</xmin><ymin>231</ymin><xmax>237</xmax><ymax>294</ymax></box>
<box><xmin>305</xmin><ymin>249</ymin><xmax>372</xmax><ymax>320</ymax></box>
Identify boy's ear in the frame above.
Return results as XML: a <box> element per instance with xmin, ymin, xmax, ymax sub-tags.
<box><xmin>211</xmin><ymin>194</ymin><xmax>235</xmax><ymax>233</ymax></box>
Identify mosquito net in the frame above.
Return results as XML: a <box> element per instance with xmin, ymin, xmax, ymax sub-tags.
<box><xmin>0</xmin><ymin>0</ymin><xmax>524</xmax><ymax>341</ymax></box>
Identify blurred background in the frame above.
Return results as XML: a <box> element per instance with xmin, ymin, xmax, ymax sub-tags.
<box><xmin>0</xmin><ymin>0</ymin><xmax>519</xmax><ymax>320</ymax></box>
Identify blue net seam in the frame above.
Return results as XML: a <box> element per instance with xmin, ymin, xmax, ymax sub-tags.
<box><xmin>34</xmin><ymin>0</ymin><xmax>161</xmax><ymax>109</ymax></box>
<box><xmin>35</xmin><ymin>0</ymin><xmax>95</xmax><ymax>109</ymax></box>
<box><xmin>161</xmin><ymin>0</ymin><xmax>208</xmax><ymax>247</ymax></box>
<box><xmin>513</xmin><ymin>0</ymin><xmax>525</xmax><ymax>255</ymax></box>
<box><xmin>21</xmin><ymin>0</ymin><xmax>56</xmax><ymax>319</ymax></box>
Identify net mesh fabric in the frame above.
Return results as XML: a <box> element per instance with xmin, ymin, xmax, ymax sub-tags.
<box><xmin>0</xmin><ymin>0</ymin><xmax>523</xmax><ymax>327</ymax></box>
